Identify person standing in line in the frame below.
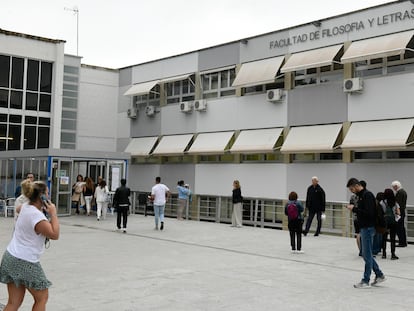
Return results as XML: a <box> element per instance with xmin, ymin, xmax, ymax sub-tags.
<box><xmin>231</xmin><ymin>180</ymin><xmax>243</xmax><ymax>228</ymax></box>
<box><xmin>284</xmin><ymin>191</ymin><xmax>304</xmax><ymax>253</ymax></box>
<box><xmin>113</xmin><ymin>179</ymin><xmax>131</xmax><ymax>233</ymax></box>
<box><xmin>391</xmin><ymin>180</ymin><xmax>408</xmax><ymax>247</ymax></box>
<box><xmin>83</xmin><ymin>177</ymin><xmax>95</xmax><ymax>216</ymax></box>
<box><xmin>177</xmin><ymin>180</ymin><xmax>191</xmax><ymax>220</ymax></box>
<box><xmin>150</xmin><ymin>177</ymin><xmax>170</xmax><ymax>231</ymax></box>
<box><xmin>0</xmin><ymin>181</ymin><xmax>60</xmax><ymax>310</ymax></box>
<box><xmin>346</xmin><ymin>178</ymin><xmax>386</xmax><ymax>288</ymax></box>
<box><xmin>380</xmin><ymin>188</ymin><xmax>401</xmax><ymax>260</ymax></box>
<box><xmin>95</xmin><ymin>179</ymin><xmax>109</xmax><ymax>222</ymax></box>
<box><xmin>303</xmin><ymin>176</ymin><xmax>326</xmax><ymax>236</ymax></box>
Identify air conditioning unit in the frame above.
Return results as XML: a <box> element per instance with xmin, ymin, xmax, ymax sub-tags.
<box><xmin>344</xmin><ymin>78</ymin><xmax>363</xmax><ymax>93</ymax></box>
<box><xmin>145</xmin><ymin>105</ymin><xmax>155</xmax><ymax>117</ymax></box>
<box><xmin>127</xmin><ymin>108</ymin><xmax>137</xmax><ymax>119</ymax></box>
<box><xmin>194</xmin><ymin>99</ymin><xmax>207</xmax><ymax>111</ymax></box>
<box><xmin>266</xmin><ymin>89</ymin><xmax>284</xmax><ymax>102</ymax></box>
<box><xmin>180</xmin><ymin>101</ymin><xmax>193</xmax><ymax>113</ymax></box>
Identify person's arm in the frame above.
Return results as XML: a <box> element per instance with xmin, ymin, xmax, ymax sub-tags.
<box><xmin>35</xmin><ymin>201</ymin><xmax>60</xmax><ymax>240</ymax></box>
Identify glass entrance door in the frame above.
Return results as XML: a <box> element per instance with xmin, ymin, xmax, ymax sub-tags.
<box><xmin>52</xmin><ymin>158</ymin><xmax>73</xmax><ymax>215</ymax></box>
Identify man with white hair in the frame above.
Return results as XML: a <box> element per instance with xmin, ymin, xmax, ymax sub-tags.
<box><xmin>391</xmin><ymin>180</ymin><xmax>408</xmax><ymax>247</ymax></box>
<box><xmin>303</xmin><ymin>176</ymin><xmax>326</xmax><ymax>236</ymax></box>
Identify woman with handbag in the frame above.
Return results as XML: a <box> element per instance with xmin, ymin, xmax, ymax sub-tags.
<box><xmin>71</xmin><ymin>175</ymin><xmax>85</xmax><ymax>215</ymax></box>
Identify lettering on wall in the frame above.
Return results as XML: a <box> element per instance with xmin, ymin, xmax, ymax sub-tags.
<box><xmin>269</xmin><ymin>8</ymin><xmax>414</xmax><ymax>49</ymax></box>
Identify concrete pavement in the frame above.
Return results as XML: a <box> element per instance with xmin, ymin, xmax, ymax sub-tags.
<box><xmin>0</xmin><ymin>214</ymin><xmax>414</xmax><ymax>311</ymax></box>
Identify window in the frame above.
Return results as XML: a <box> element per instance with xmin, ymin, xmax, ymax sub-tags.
<box><xmin>37</xmin><ymin>127</ymin><xmax>50</xmax><ymax>148</ymax></box>
<box><xmin>294</xmin><ymin>65</ymin><xmax>343</xmax><ymax>87</ymax></box>
<box><xmin>24</xmin><ymin>126</ymin><xmax>36</xmax><ymax>149</ymax></box>
<box><xmin>39</xmin><ymin>94</ymin><xmax>51</xmax><ymax>112</ymax></box>
<box><xmin>201</xmin><ymin>68</ymin><xmax>236</xmax><ymax>99</ymax></box>
<box><xmin>11</xmin><ymin>57</ymin><xmax>24</xmax><ymax>89</ymax></box>
<box><xmin>26</xmin><ymin>92</ymin><xmax>38</xmax><ymax>110</ymax></box>
<box><xmin>0</xmin><ymin>89</ymin><xmax>8</xmax><ymax>108</ymax></box>
<box><xmin>0</xmin><ymin>55</ymin><xmax>10</xmax><ymax>87</ymax></box>
<box><xmin>355</xmin><ymin>53</ymin><xmax>414</xmax><ymax>78</ymax></box>
<box><xmin>134</xmin><ymin>84</ymin><xmax>160</xmax><ymax>107</ymax></box>
<box><xmin>40</xmin><ymin>62</ymin><xmax>52</xmax><ymax>93</ymax></box>
<box><xmin>27</xmin><ymin>60</ymin><xmax>39</xmax><ymax>91</ymax></box>
<box><xmin>10</xmin><ymin>90</ymin><xmax>23</xmax><ymax>109</ymax></box>
<box><xmin>165</xmin><ymin>76</ymin><xmax>195</xmax><ymax>104</ymax></box>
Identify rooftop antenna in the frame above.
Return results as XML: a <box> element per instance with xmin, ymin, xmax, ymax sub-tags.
<box><xmin>64</xmin><ymin>6</ymin><xmax>79</xmax><ymax>56</ymax></box>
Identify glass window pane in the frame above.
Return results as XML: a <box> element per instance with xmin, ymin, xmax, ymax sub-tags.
<box><xmin>11</xmin><ymin>57</ymin><xmax>24</xmax><ymax>89</ymax></box>
<box><xmin>202</xmin><ymin>75</ymin><xmax>210</xmax><ymax>90</ymax></box>
<box><xmin>63</xmin><ymin>90</ymin><xmax>77</xmax><ymax>97</ymax></box>
<box><xmin>24</xmin><ymin>126</ymin><xmax>36</xmax><ymax>149</ymax></box>
<box><xmin>64</xmin><ymin>65</ymin><xmax>79</xmax><ymax>74</ymax></box>
<box><xmin>0</xmin><ymin>114</ymin><xmax>7</xmax><ymax>122</ymax></box>
<box><xmin>0</xmin><ymin>89</ymin><xmax>8</xmax><ymax>108</ymax></box>
<box><xmin>40</xmin><ymin>62</ymin><xmax>52</xmax><ymax>93</ymax></box>
<box><xmin>25</xmin><ymin>116</ymin><xmax>37</xmax><ymax>124</ymax></box>
<box><xmin>221</xmin><ymin>71</ymin><xmax>228</xmax><ymax>88</ymax></box>
<box><xmin>10</xmin><ymin>90</ymin><xmax>23</xmax><ymax>109</ymax></box>
<box><xmin>173</xmin><ymin>81</ymin><xmax>180</xmax><ymax>95</ymax></box>
<box><xmin>37</xmin><ymin>127</ymin><xmax>50</xmax><ymax>148</ymax></box>
<box><xmin>38</xmin><ymin>117</ymin><xmax>50</xmax><ymax>126</ymax></box>
<box><xmin>62</xmin><ymin>110</ymin><xmax>77</xmax><ymax>119</ymax></box>
<box><xmin>211</xmin><ymin>73</ymin><xmax>219</xmax><ymax>89</ymax></box>
<box><xmin>39</xmin><ymin>94</ymin><xmax>51</xmax><ymax>112</ymax></box>
<box><xmin>9</xmin><ymin>115</ymin><xmax>22</xmax><ymax>123</ymax></box>
<box><xmin>63</xmin><ymin>84</ymin><xmax>78</xmax><ymax>91</ymax></box>
<box><xmin>8</xmin><ymin>124</ymin><xmax>21</xmax><ymax>150</ymax></box>
<box><xmin>0</xmin><ymin>55</ymin><xmax>10</xmax><ymax>87</ymax></box>
<box><xmin>26</xmin><ymin>92</ymin><xmax>38</xmax><ymax>110</ymax></box>
<box><xmin>63</xmin><ymin>75</ymin><xmax>78</xmax><ymax>83</ymax></box>
<box><xmin>27</xmin><ymin>60</ymin><xmax>39</xmax><ymax>91</ymax></box>
<box><xmin>61</xmin><ymin>132</ymin><xmax>76</xmax><ymax>143</ymax></box>
<box><xmin>62</xmin><ymin>97</ymin><xmax>77</xmax><ymax>108</ymax></box>
<box><xmin>61</xmin><ymin>119</ymin><xmax>76</xmax><ymax>130</ymax></box>
<box><xmin>0</xmin><ymin>124</ymin><xmax>6</xmax><ymax>151</ymax></box>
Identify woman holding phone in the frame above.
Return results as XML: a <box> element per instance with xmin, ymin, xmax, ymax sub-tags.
<box><xmin>0</xmin><ymin>181</ymin><xmax>60</xmax><ymax>310</ymax></box>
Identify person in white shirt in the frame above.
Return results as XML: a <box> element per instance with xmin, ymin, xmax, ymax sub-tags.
<box><xmin>150</xmin><ymin>177</ymin><xmax>170</xmax><ymax>230</ymax></box>
<box><xmin>0</xmin><ymin>181</ymin><xmax>60</xmax><ymax>311</ymax></box>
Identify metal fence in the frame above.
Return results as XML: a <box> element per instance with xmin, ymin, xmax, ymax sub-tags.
<box><xmin>129</xmin><ymin>191</ymin><xmax>413</xmax><ymax>243</ymax></box>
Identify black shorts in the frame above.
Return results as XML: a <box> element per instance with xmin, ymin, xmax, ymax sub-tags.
<box><xmin>353</xmin><ymin>219</ymin><xmax>360</xmax><ymax>234</ymax></box>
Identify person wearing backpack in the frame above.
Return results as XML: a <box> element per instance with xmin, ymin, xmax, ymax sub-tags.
<box><xmin>380</xmin><ymin>188</ymin><xmax>401</xmax><ymax>260</ymax></box>
<box><xmin>285</xmin><ymin>191</ymin><xmax>304</xmax><ymax>253</ymax></box>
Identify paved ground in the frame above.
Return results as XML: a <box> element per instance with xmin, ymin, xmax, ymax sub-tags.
<box><xmin>0</xmin><ymin>214</ymin><xmax>413</xmax><ymax>311</ymax></box>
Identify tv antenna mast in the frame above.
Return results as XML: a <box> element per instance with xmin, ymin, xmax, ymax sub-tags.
<box><xmin>64</xmin><ymin>6</ymin><xmax>79</xmax><ymax>56</ymax></box>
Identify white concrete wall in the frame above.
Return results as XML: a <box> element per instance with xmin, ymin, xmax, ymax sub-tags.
<box><xmin>77</xmin><ymin>67</ymin><xmax>119</xmax><ymax>151</ymax></box>
<box><xmin>348</xmin><ymin>72</ymin><xmax>414</xmax><ymax>121</ymax></box>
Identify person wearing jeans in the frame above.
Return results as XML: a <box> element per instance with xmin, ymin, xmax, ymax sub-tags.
<box><xmin>150</xmin><ymin>177</ymin><xmax>170</xmax><ymax>230</ymax></box>
<box><xmin>346</xmin><ymin>178</ymin><xmax>386</xmax><ymax>288</ymax></box>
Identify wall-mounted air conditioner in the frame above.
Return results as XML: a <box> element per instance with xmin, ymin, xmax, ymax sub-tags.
<box><xmin>180</xmin><ymin>101</ymin><xmax>193</xmax><ymax>113</ymax></box>
<box><xmin>127</xmin><ymin>108</ymin><xmax>137</xmax><ymax>119</ymax></box>
<box><xmin>266</xmin><ymin>89</ymin><xmax>284</xmax><ymax>102</ymax></box>
<box><xmin>194</xmin><ymin>99</ymin><xmax>207</xmax><ymax>111</ymax></box>
<box><xmin>145</xmin><ymin>105</ymin><xmax>155</xmax><ymax>117</ymax></box>
<box><xmin>343</xmin><ymin>78</ymin><xmax>363</xmax><ymax>93</ymax></box>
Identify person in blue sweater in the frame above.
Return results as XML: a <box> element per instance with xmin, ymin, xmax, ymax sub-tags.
<box><xmin>285</xmin><ymin>191</ymin><xmax>305</xmax><ymax>253</ymax></box>
<box><xmin>177</xmin><ymin>180</ymin><xmax>191</xmax><ymax>220</ymax></box>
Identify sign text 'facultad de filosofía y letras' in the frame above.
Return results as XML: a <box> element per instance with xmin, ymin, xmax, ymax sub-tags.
<box><xmin>269</xmin><ymin>8</ymin><xmax>414</xmax><ymax>49</ymax></box>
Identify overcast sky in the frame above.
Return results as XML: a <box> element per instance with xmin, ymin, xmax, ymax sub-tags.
<box><xmin>0</xmin><ymin>0</ymin><xmax>394</xmax><ymax>68</ymax></box>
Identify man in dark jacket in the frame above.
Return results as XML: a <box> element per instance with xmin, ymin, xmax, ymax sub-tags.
<box><xmin>391</xmin><ymin>180</ymin><xmax>408</xmax><ymax>247</ymax></box>
<box><xmin>113</xmin><ymin>179</ymin><xmax>131</xmax><ymax>233</ymax></box>
<box><xmin>346</xmin><ymin>178</ymin><xmax>385</xmax><ymax>288</ymax></box>
<box><xmin>303</xmin><ymin>176</ymin><xmax>326</xmax><ymax>236</ymax></box>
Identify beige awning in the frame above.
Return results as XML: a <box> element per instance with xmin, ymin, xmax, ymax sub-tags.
<box><xmin>124</xmin><ymin>80</ymin><xmax>159</xmax><ymax>96</ymax></box>
<box><xmin>124</xmin><ymin>136</ymin><xmax>159</xmax><ymax>156</ymax></box>
<box><xmin>152</xmin><ymin>134</ymin><xmax>194</xmax><ymax>155</ymax></box>
<box><xmin>230</xmin><ymin>128</ymin><xmax>284</xmax><ymax>153</ymax></box>
<box><xmin>159</xmin><ymin>73</ymin><xmax>193</xmax><ymax>84</ymax></box>
<box><xmin>232</xmin><ymin>56</ymin><xmax>285</xmax><ymax>87</ymax></box>
<box><xmin>187</xmin><ymin>131</ymin><xmax>234</xmax><ymax>154</ymax></box>
<box><xmin>280</xmin><ymin>124</ymin><xmax>343</xmax><ymax>153</ymax></box>
<box><xmin>280</xmin><ymin>44</ymin><xmax>343</xmax><ymax>73</ymax></box>
<box><xmin>341</xmin><ymin>30</ymin><xmax>414</xmax><ymax>64</ymax></box>
<box><xmin>341</xmin><ymin>119</ymin><xmax>414</xmax><ymax>150</ymax></box>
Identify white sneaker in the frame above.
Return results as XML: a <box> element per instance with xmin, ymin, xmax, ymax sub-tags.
<box><xmin>296</xmin><ymin>250</ymin><xmax>305</xmax><ymax>254</ymax></box>
<box><xmin>354</xmin><ymin>281</ymin><xmax>371</xmax><ymax>289</ymax></box>
<box><xmin>291</xmin><ymin>250</ymin><xmax>297</xmax><ymax>254</ymax></box>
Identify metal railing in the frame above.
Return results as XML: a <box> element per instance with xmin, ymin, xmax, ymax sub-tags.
<box><xmin>129</xmin><ymin>191</ymin><xmax>413</xmax><ymax>243</ymax></box>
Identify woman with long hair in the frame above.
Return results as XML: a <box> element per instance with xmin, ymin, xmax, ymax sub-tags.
<box><xmin>83</xmin><ymin>177</ymin><xmax>95</xmax><ymax>216</ymax></box>
<box><xmin>381</xmin><ymin>188</ymin><xmax>400</xmax><ymax>260</ymax></box>
<box><xmin>0</xmin><ymin>181</ymin><xmax>60</xmax><ymax>310</ymax></box>
<box><xmin>231</xmin><ymin>180</ymin><xmax>243</xmax><ymax>228</ymax></box>
<box><xmin>94</xmin><ymin>179</ymin><xmax>109</xmax><ymax>221</ymax></box>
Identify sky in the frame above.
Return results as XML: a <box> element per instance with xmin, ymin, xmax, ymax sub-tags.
<box><xmin>0</xmin><ymin>0</ymin><xmax>395</xmax><ymax>69</ymax></box>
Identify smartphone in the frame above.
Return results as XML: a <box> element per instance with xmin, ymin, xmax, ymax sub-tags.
<box><xmin>41</xmin><ymin>195</ymin><xmax>49</xmax><ymax>217</ymax></box>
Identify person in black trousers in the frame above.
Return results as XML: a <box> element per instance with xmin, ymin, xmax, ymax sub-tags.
<box><xmin>113</xmin><ymin>179</ymin><xmax>131</xmax><ymax>233</ymax></box>
<box><xmin>303</xmin><ymin>176</ymin><xmax>326</xmax><ymax>236</ymax></box>
<box><xmin>391</xmin><ymin>180</ymin><xmax>408</xmax><ymax>247</ymax></box>
<box><xmin>285</xmin><ymin>191</ymin><xmax>305</xmax><ymax>253</ymax></box>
